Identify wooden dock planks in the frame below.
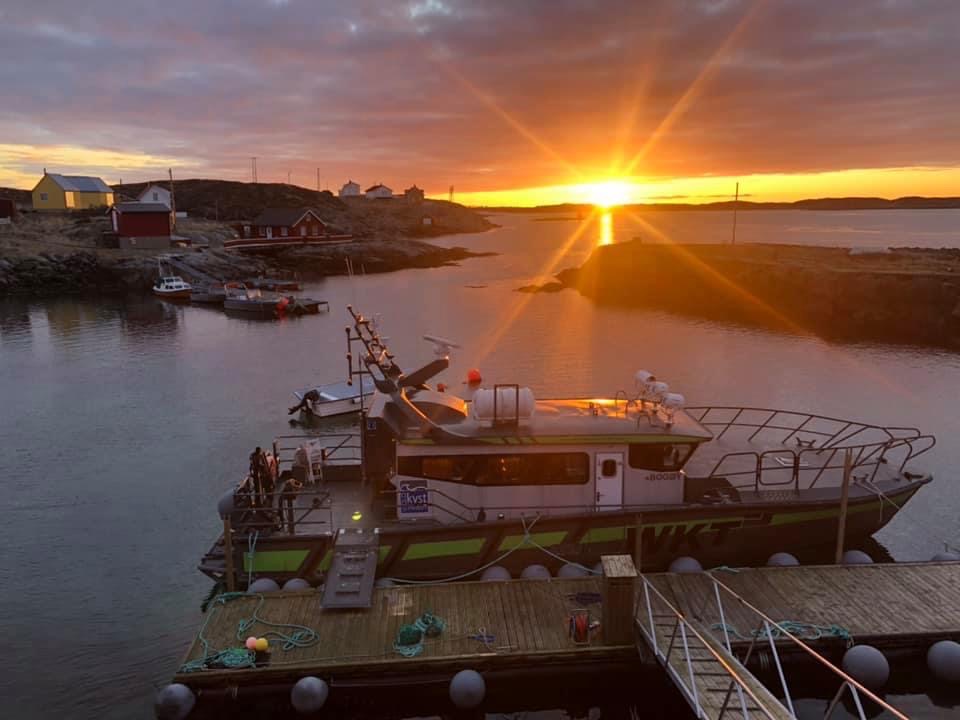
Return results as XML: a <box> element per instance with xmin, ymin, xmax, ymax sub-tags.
<box><xmin>174</xmin><ymin>577</ymin><xmax>633</xmax><ymax>688</ymax></box>
<box><xmin>642</xmin><ymin>562</ymin><xmax>960</xmax><ymax>651</ymax></box>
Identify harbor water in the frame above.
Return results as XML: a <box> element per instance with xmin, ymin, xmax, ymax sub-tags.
<box><xmin>2</xmin><ymin>210</ymin><xmax>960</xmax><ymax>718</ymax></box>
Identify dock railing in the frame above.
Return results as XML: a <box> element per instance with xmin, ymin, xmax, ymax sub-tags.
<box><xmin>685</xmin><ymin>406</ymin><xmax>935</xmax><ymax>494</ymax></box>
<box><xmin>662</xmin><ymin>570</ymin><xmax>911</xmax><ymax>720</ymax></box>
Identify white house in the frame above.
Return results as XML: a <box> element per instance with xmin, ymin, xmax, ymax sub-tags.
<box><xmin>365</xmin><ymin>183</ymin><xmax>393</xmax><ymax>200</ymax></box>
<box><xmin>339</xmin><ymin>180</ymin><xmax>361</xmax><ymax>198</ymax></box>
<box><xmin>138</xmin><ymin>183</ymin><xmax>172</xmax><ymax>209</ymax></box>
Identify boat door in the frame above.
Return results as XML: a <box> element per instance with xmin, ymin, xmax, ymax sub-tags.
<box><xmin>595</xmin><ymin>452</ymin><xmax>624</xmax><ymax>511</ymax></box>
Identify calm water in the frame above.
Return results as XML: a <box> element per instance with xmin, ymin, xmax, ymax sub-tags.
<box><xmin>2</xmin><ymin>210</ymin><xmax>960</xmax><ymax>719</ymax></box>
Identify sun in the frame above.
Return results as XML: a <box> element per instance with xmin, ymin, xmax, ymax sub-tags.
<box><xmin>583</xmin><ymin>180</ymin><xmax>633</xmax><ymax>208</ymax></box>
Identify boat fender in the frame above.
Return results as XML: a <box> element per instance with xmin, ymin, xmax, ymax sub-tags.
<box><xmin>480</xmin><ymin>566</ymin><xmax>511</xmax><ymax>582</ymax></box>
<box><xmin>668</xmin><ymin>556</ymin><xmax>703</xmax><ymax>574</ymax></box>
<box><xmin>842</xmin><ymin>645</ymin><xmax>889</xmax><ymax>690</ymax></box>
<box><xmin>217</xmin><ymin>489</ymin><xmax>236</xmax><ymax>519</ymax></box>
<box><xmin>557</xmin><ymin>563</ymin><xmax>590</xmax><ymax>578</ymax></box>
<box><xmin>841</xmin><ymin>550</ymin><xmax>873</xmax><ymax>566</ymax></box>
<box><xmin>291</xmin><ymin>676</ymin><xmax>329</xmax><ymax>714</ymax></box>
<box><xmin>449</xmin><ymin>669</ymin><xmax>485</xmax><ymax>709</ymax></box>
<box><xmin>248</xmin><ymin>578</ymin><xmax>280</xmax><ymax>593</ymax></box>
<box><xmin>154</xmin><ymin>684</ymin><xmax>195</xmax><ymax>720</ymax></box>
<box><xmin>766</xmin><ymin>552</ymin><xmax>800</xmax><ymax>567</ymax></box>
<box><xmin>928</xmin><ymin>640</ymin><xmax>960</xmax><ymax>683</ymax></box>
<box><xmin>520</xmin><ymin>564</ymin><xmax>551</xmax><ymax>580</ymax></box>
<box><xmin>282</xmin><ymin>578</ymin><xmax>311</xmax><ymax>591</ymax></box>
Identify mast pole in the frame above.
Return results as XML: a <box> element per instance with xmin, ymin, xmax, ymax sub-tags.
<box><xmin>731</xmin><ymin>181</ymin><xmax>739</xmax><ymax>245</ymax></box>
<box><xmin>168</xmin><ymin>168</ymin><xmax>177</xmax><ymax>232</ymax></box>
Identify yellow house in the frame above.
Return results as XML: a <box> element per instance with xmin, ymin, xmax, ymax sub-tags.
<box><xmin>32</xmin><ymin>172</ymin><xmax>114</xmax><ymax>210</ymax></box>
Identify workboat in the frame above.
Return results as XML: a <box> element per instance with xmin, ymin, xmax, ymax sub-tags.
<box><xmin>223</xmin><ymin>282</ymin><xmax>328</xmax><ymax>317</ymax></box>
<box><xmin>289</xmin><ymin>376</ymin><xmax>377</xmax><ymax>421</ymax></box>
<box><xmin>190</xmin><ymin>281</ymin><xmax>227</xmax><ymax>304</ymax></box>
<box><xmin>153</xmin><ymin>275</ymin><xmax>192</xmax><ymax>299</ymax></box>
<box><xmin>200</xmin><ymin>306</ymin><xmax>935</xmax><ymax>589</ymax></box>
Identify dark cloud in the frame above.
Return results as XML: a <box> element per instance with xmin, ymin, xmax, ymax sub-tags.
<box><xmin>1</xmin><ymin>0</ymin><xmax>958</xmax><ymax>190</ymax></box>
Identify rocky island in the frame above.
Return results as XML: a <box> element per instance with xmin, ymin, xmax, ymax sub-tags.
<box><xmin>0</xmin><ymin>179</ymin><xmax>495</xmax><ymax>296</ymax></box>
<box><xmin>526</xmin><ymin>240</ymin><xmax>960</xmax><ymax>347</ymax></box>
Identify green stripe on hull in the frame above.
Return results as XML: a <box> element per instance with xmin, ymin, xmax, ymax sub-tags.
<box><xmin>243</xmin><ymin>549</ymin><xmax>310</xmax><ymax>573</ymax></box>
<box><xmin>582</xmin><ymin>527</ymin><xmax>627</xmax><ymax>543</ymax></box>
<box><xmin>498</xmin><ymin>530</ymin><xmax>567</xmax><ymax>551</ymax></box>
<box><xmin>402</xmin><ymin>538</ymin><xmax>486</xmax><ymax>560</ymax></box>
<box><xmin>771</xmin><ymin>488</ymin><xmax>915</xmax><ymax>527</ymax></box>
<box><xmin>378</xmin><ymin>545</ymin><xmax>392</xmax><ymax>564</ymax></box>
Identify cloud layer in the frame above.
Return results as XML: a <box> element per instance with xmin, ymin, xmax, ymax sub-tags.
<box><xmin>2</xmin><ymin>0</ymin><xmax>958</xmax><ymax>196</ymax></box>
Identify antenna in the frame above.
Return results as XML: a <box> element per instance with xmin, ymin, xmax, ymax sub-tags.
<box><xmin>449</xmin><ymin>185</ymin><xmax>454</xmax><ymax>202</ymax></box>
<box><xmin>287</xmin><ymin>170</ymin><xmax>291</xmax><ymax>185</ymax></box>
<box><xmin>731</xmin><ymin>181</ymin><xmax>739</xmax><ymax>245</ymax></box>
<box><xmin>316</xmin><ymin>168</ymin><xmax>320</xmax><ymax>193</ymax></box>
<box><xmin>251</xmin><ymin>157</ymin><xmax>258</xmax><ymax>183</ymax></box>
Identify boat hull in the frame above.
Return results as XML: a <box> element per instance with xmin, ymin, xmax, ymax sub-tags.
<box><xmin>204</xmin><ymin>480</ymin><xmax>925</xmax><ymax>587</ymax></box>
<box><xmin>153</xmin><ymin>288</ymin><xmax>192</xmax><ymax>300</ymax></box>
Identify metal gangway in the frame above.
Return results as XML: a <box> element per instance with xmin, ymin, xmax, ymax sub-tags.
<box><xmin>635</xmin><ymin>571</ymin><xmax>909</xmax><ymax>720</ymax></box>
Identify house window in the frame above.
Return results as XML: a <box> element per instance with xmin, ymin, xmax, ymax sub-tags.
<box><xmin>152</xmin><ymin>192</ymin><xmax>159</xmax><ymax>201</ymax></box>
<box><xmin>243</xmin><ymin>225</ymin><xmax>251</xmax><ymax>238</ymax></box>
<box><xmin>300</xmin><ymin>226</ymin><xmax>307</xmax><ymax>237</ymax></box>
<box><xmin>281</xmin><ymin>227</ymin><xmax>288</xmax><ymax>237</ymax></box>
<box><xmin>40</xmin><ymin>192</ymin><xmax>48</xmax><ymax>201</ymax></box>
<box><xmin>259</xmin><ymin>227</ymin><xmax>265</xmax><ymax>237</ymax></box>
<box><xmin>398</xmin><ymin>453</ymin><xmax>590</xmax><ymax>486</ymax></box>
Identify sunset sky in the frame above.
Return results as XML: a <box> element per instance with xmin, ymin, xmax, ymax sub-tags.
<box><xmin>1</xmin><ymin>0</ymin><xmax>958</xmax><ymax>206</ymax></box>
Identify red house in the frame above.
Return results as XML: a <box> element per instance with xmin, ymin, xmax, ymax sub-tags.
<box><xmin>108</xmin><ymin>202</ymin><xmax>172</xmax><ymax>249</ymax></box>
<box><xmin>227</xmin><ymin>208</ymin><xmax>351</xmax><ymax>251</ymax></box>
<box><xmin>0</xmin><ymin>197</ymin><xmax>16</xmax><ymax>222</ymax></box>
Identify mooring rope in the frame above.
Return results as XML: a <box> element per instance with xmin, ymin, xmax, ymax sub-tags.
<box><xmin>712</xmin><ymin>620</ymin><xmax>853</xmax><ymax>646</ymax></box>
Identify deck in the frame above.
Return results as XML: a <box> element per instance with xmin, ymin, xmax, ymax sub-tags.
<box><xmin>643</xmin><ymin>562</ymin><xmax>960</xmax><ymax>653</ymax></box>
<box><xmin>174</xmin><ymin>576</ymin><xmax>634</xmax><ymax>688</ymax></box>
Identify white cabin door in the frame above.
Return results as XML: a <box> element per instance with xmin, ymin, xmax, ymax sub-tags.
<box><xmin>595</xmin><ymin>452</ymin><xmax>624</xmax><ymax>511</ymax></box>
<box><xmin>266</xmin><ymin>227</ymin><xmax>273</xmax><ymax>239</ymax></box>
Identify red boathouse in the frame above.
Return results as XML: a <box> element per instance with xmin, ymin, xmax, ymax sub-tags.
<box><xmin>108</xmin><ymin>202</ymin><xmax>172</xmax><ymax>249</ymax></box>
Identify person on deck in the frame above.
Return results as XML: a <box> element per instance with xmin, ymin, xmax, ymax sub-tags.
<box><xmin>288</xmin><ymin>389</ymin><xmax>321</xmax><ymax>415</ymax></box>
<box><xmin>278</xmin><ymin>470</ymin><xmax>303</xmax><ymax>534</ymax></box>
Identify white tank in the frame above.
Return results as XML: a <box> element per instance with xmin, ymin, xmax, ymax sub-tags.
<box><xmin>472</xmin><ymin>387</ymin><xmax>535</xmax><ymax>424</ymax></box>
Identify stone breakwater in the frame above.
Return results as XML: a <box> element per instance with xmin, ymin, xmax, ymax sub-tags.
<box><xmin>0</xmin><ymin>240</ymin><xmax>490</xmax><ymax>297</ymax></box>
<box><xmin>539</xmin><ymin>241</ymin><xmax>960</xmax><ymax>347</ymax></box>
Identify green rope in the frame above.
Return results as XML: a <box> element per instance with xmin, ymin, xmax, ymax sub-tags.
<box><xmin>712</xmin><ymin>620</ymin><xmax>852</xmax><ymax>644</ymax></box>
<box><xmin>179</xmin><ymin>592</ymin><xmax>320</xmax><ymax>673</ymax></box>
<box><xmin>393</xmin><ymin>611</ymin><xmax>446</xmax><ymax>657</ymax></box>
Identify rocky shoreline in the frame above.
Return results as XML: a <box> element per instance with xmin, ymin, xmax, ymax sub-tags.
<box><xmin>520</xmin><ymin>241</ymin><xmax>960</xmax><ymax>347</ymax></box>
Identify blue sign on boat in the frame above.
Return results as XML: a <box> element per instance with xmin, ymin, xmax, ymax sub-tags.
<box><xmin>398</xmin><ymin>479</ymin><xmax>430</xmax><ymax>518</ymax></box>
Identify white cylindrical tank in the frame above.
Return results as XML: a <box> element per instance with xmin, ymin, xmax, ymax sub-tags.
<box><xmin>472</xmin><ymin>387</ymin><xmax>535</xmax><ymax>424</ymax></box>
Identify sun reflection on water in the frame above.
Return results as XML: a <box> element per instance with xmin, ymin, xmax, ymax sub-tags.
<box><xmin>599</xmin><ymin>211</ymin><xmax>614</xmax><ymax>246</ymax></box>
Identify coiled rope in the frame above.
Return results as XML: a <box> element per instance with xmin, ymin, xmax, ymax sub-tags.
<box><xmin>712</xmin><ymin>620</ymin><xmax>853</xmax><ymax>646</ymax></box>
<box><xmin>179</xmin><ymin>592</ymin><xmax>320</xmax><ymax>673</ymax></box>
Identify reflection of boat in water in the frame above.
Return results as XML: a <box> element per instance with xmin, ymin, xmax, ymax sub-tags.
<box><xmin>190</xmin><ymin>282</ymin><xmax>226</xmax><ymax>304</ymax></box>
<box><xmin>222</xmin><ymin>283</ymin><xmax>328</xmax><ymax>317</ymax></box>
<box><xmin>289</xmin><ymin>377</ymin><xmax>377</xmax><ymax>421</ymax></box>
<box><xmin>202</xmin><ymin>306</ymin><xmax>935</xmax><ymax>589</ymax></box>
<box><xmin>153</xmin><ymin>275</ymin><xmax>192</xmax><ymax>300</ymax></box>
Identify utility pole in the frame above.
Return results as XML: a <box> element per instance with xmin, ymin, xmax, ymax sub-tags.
<box><xmin>731</xmin><ymin>181</ymin><xmax>739</xmax><ymax>244</ymax></box>
<box><xmin>449</xmin><ymin>185</ymin><xmax>454</xmax><ymax>203</ymax></box>
<box><xmin>316</xmin><ymin>168</ymin><xmax>320</xmax><ymax>192</ymax></box>
<box><xmin>287</xmin><ymin>170</ymin><xmax>291</xmax><ymax>185</ymax></box>
<box><xmin>251</xmin><ymin>157</ymin><xmax>258</xmax><ymax>183</ymax></box>
<box><xmin>168</xmin><ymin>168</ymin><xmax>177</xmax><ymax>232</ymax></box>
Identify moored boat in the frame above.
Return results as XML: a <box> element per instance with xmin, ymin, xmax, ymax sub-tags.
<box><xmin>153</xmin><ymin>275</ymin><xmax>192</xmax><ymax>300</ymax></box>
<box><xmin>289</xmin><ymin>376</ymin><xmax>377</xmax><ymax>421</ymax></box>
<box><xmin>201</xmin><ymin>306</ymin><xmax>935</xmax><ymax>588</ymax></box>
<box><xmin>222</xmin><ymin>282</ymin><xmax>328</xmax><ymax>317</ymax></box>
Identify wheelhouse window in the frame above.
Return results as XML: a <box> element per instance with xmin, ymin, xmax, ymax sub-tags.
<box><xmin>628</xmin><ymin>443</ymin><xmax>695</xmax><ymax>471</ymax></box>
<box><xmin>399</xmin><ymin>453</ymin><xmax>589</xmax><ymax>486</ymax></box>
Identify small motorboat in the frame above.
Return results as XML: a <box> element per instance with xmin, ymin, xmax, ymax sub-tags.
<box><xmin>289</xmin><ymin>376</ymin><xmax>376</xmax><ymax>421</ymax></box>
<box><xmin>246</xmin><ymin>277</ymin><xmax>302</xmax><ymax>292</ymax></box>
<box><xmin>223</xmin><ymin>283</ymin><xmax>328</xmax><ymax>317</ymax></box>
<box><xmin>190</xmin><ymin>282</ymin><xmax>227</xmax><ymax>304</ymax></box>
<box><xmin>153</xmin><ymin>275</ymin><xmax>192</xmax><ymax>300</ymax></box>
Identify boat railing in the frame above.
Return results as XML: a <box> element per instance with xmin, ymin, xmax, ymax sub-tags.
<box><xmin>272</xmin><ymin>432</ymin><xmax>363</xmax><ymax>469</ymax></box>
<box><xmin>685</xmin><ymin>406</ymin><xmax>935</xmax><ymax>493</ymax></box>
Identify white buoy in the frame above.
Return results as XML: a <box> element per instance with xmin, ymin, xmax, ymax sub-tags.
<box><xmin>520</xmin><ymin>564</ymin><xmax>551</xmax><ymax>580</ymax></box>
<box><xmin>927</xmin><ymin>640</ymin><xmax>960</xmax><ymax>683</ymax></box>
<box><xmin>449</xmin><ymin>669</ymin><xmax>486</xmax><ymax>709</ymax></box>
<box><xmin>669</xmin><ymin>556</ymin><xmax>703</xmax><ymax>574</ymax></box>
<box><xmin>557</xmin><ymin>563</ymin><xmax>589</xmax><ymax>578</ymax></box>
<box><xmin>291</xmin><ymin>676</ymin><xmax>329</xmax><ymax>714</ymax></box>
<box><xmin>155</xmin><ymin>683</ymin><xmax>196</xmax><ymax>720</ymax></box>
<box><xmin>842</xmin><ymin>550</ymin><xmax>874</xmax><ymax>565</ymax></box>
<box><xmin>375</xmin><ymin>578</ymin><xmax>396</xmax><ymax>588</ymax></box>
<box><xmin>216</xmin><ymin>490</ymin><xmax>235</xmax><ymax>519</ymax></box>
<box><xmin>480</xmin><ymin>566</ymin><xmax>511</xmax><ymax>582</ymax></box>
<box><xmin>766</xmin><ymin>552</ymin><xmax>800</xmax><ymax>567</ymax></box>
<box><xmin>248</xmin><ymin>578</ymin><xmax>280</xmax><ymax>593</ymax></box>
<box><xmin>842</xmin><ymin>645</ymin><xmax>889</xmax><ymax>690</ymax></box>
<box><xmin>282</xmin><ymin>578</ymin><xmax>311</xmax><ymax>591</ymax></box>
<box><xmin>932</xmin><ymin>551</ymin><xmax>960</xmax><ymax>562</ymax></box>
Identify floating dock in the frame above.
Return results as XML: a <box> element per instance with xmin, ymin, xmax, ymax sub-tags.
<box><xmin>166</xmin><ymin>561</ymin><xmax>960</xmax><ymax>718</ymax></box>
